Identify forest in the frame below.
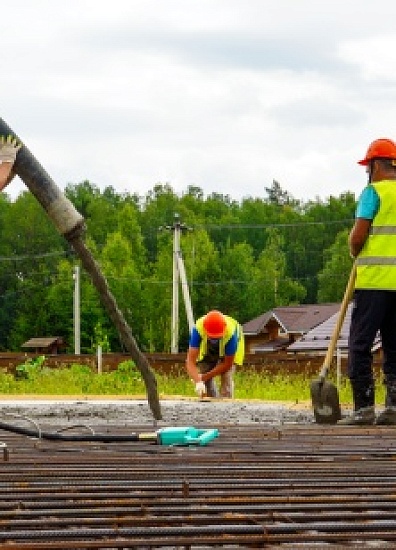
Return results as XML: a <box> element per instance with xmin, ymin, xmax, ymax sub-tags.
<box><xmin>0</xmin><ymin>179</ymin><xmax>357</xmax><ymax>354</ymax></box>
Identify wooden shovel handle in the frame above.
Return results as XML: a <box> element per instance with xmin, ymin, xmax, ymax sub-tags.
<box><xmin>319</xmin><ymin>262</ymin><xmax>357</xmax><ymax>379</ymax></box>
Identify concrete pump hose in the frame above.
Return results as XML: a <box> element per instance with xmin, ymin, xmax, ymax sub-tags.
<box><xmin>0</xmin><ymin>117</ymin><xmax>85</xmax><ymax>240</ymax></box>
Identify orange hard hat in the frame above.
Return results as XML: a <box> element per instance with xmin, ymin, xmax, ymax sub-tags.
<box><xmin>203</xmin><ymin>310</ymin><xmax>227</xmax><ymax>338</ymax></box>
<box><xmin>358</xmin><ymin>138</ymin><xmax>396</xmax><ymax>165</ymax></box>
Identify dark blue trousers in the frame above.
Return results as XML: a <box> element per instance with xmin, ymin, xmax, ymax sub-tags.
<box><xmin>348</xmin><ymin>289</ymin><xmax>396</xmax><ymax>385</ymax></box>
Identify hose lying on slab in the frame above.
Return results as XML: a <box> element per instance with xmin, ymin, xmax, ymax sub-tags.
<box><xmin>0</xmin><ymin>420</ymin><xmax>219</xmax><ymax>445</ymax></box>
<box><xmin>0</xmin><ymin>420</ymin><xmax>142</xmax><ymax>442</ymax></box>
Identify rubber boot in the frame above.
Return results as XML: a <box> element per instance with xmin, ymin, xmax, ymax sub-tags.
<box><xmin>376</xmin><ymin>378</ymin><xmax>396</xmax><ymax>425</ymax></box>
<box><xmin>338</xmin><ymin>381</ymin><xmax>375</xmax><ymax>425</ymax></box>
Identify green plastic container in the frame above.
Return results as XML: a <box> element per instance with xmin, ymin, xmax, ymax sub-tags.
<box><xmin>157</xmin><ymin>426</ymin><xmax>219</xmax><ymax>446</ymax></box>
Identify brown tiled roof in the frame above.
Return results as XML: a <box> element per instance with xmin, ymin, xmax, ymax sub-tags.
<box><xmin>272</xmin><ymin>304</ymin><xmax>341</xmax><ymax>333</ymax></box>
<box><xmin>21</xmin><ymin>337</ymin><xmax>65</xmax><ymax>349</ymax></box>
<box><xmin>242</xmin><ymin>312</ymin><xmax>272</xmax><ymax>335</ymax></box>
<box><xmin>242</xmin><ymin>304</ymin><xmax>340</xmax><ymax>335</ymax></box>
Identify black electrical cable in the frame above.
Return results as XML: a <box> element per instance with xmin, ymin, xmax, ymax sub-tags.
<box><xmin>0</xmin><ymin>420</ymin><xmax>154</xmax><ymax>442</ymax></box>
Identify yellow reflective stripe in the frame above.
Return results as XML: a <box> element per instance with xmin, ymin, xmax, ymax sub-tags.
<box><xmin>370</xmin><ymin>226</ymin><xmax>396</xmax><ymax>235</ymax></box>
<box><xmin>357</xmin><ymin>257</ymin><xmax>396</xmax><ymax>265</ymax></box>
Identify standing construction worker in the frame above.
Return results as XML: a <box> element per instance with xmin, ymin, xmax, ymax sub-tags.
<box><xmin>339</xmin><ymin>138</ymin><xmax>396</xmax><ymax>425</ymax></box>
<box><xmin>185</xmin><ymin>310</ymin><xmax>244</xmax><ymax>398</ymax></box>
<box><xmin>0</xmin><ymin>135</ymin><xmax>21</xmax><ymax>191</ymax></box>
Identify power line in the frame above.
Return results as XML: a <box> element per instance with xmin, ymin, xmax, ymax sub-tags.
<box><xmin>0</xmin><ymin>250</ymin><xmax>67</xmax><ymax>262</ymax></box>
<box><xmin>193</xmin><ymin>219</ymin><xmax>353</xmax><ymax>230</ymax></box>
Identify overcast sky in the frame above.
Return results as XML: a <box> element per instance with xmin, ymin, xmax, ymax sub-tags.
<box><xmin>2</xmin><ymin>0</ymin><xmax>396</xmax><ymax>204</ymax></box>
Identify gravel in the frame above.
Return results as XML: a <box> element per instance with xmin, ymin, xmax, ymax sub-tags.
<box><xmin>0</xmin><ymin>397</ymin><xmax>315</xmax><ymax>428</ymax></box>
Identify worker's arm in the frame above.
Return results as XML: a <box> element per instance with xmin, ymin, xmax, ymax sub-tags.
<box><xmin>185</xmin><ymin>347</ymin><xmax>202</xmax><ymax>383</ymax></box>
<box><xmin>349</xmin><ymin>218</ymin><xmax>371</xmax><ymax>258</ymax></box>
<box><xmin>0</xmin><ymin>163</ymin><xmax>14</xmax><ymax>191</ymax></box>
<box><xmin>201</xmin><ymin>354</ymin><xmax>234</xmax><ymax>382</ymax></box>
<box><xmin>349</xmin><ymin>185</ymin><xmax>378</xmax><ymax>258</ymax></box>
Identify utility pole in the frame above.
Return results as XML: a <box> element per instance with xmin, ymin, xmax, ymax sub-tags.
<box><xmin>171</xmin><ymin>218</ymin><xmax>179</xmax><ymax>353</ymax></box>
<box><xmin>73</xmin><ymin>265</ymin><xmax>81</xmax><ymax>355</ymax></box>
<box><xmin>163</xmin><ymin>214</ymin><xmax>195</xmax><ymax>353</ymax></box>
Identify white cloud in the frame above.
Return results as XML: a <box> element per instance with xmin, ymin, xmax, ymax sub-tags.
<box><xmin>339</xmin><ymin>35</ymin><xmax>396</xmax><ymax>82</ymax></box>
<box><xmin>2</xmin><ymin>0</ymin><xmax>396</xmax><ymax>204</ymax></box>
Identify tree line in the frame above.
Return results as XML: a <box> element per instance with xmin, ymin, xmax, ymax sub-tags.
<box><xmin>0</xmin><ymin>179</ymin><xmax>356</xmax><ymax>353</ymax></box>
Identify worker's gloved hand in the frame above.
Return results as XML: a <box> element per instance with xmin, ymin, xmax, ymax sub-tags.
<box><xmin>0</xmin><ymin>135</ymin><xmax>22</xmax><ymax>163</ymax></box>
<box><xmin>195</xmin><ymin>381</ymin><xmax>206</xmax><ymax>397</ymax></box>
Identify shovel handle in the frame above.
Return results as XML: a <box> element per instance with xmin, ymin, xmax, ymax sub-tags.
<box><xmin>319</xmin><ymin>262</ymin><xmax>357</xmax><ymax>380</ymax></box>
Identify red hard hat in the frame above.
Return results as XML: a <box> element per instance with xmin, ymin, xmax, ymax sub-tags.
<box><xmin>203</xmin><ymin>310</ymin><xmax>227</xmax><ymax>338</ymax></box>
<box><xmin>358</xmin><ymin>138</ymin><xmax>396</xmax><ymax>165</ymax></box>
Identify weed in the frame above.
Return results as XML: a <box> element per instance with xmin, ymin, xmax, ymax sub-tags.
<box><xmin>15</xmin><ymin>356</ymin><xmax>46</xmax><ymax>380</ymax></box>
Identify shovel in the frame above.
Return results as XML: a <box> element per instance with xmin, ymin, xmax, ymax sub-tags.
<box><xmin>310</xmin><ymin>262</ymin><xmax>357</xmax><ymax>424</ymax></box>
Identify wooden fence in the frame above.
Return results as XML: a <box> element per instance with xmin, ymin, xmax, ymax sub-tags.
<box><xmin>0</xmin><ymin>351</ymin><xmax>383</xmax><ymax>377</ymax></box>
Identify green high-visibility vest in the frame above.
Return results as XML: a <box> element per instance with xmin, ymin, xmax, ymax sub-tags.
<box><xmin>356</xmin><ymin>180</ymin><xmax>396</xmax><ymax>289</ymax></box>
<box><xmin>195</xmin><ymin>315</ymin><xmax>245</xmax><ymax>365</ymax></box>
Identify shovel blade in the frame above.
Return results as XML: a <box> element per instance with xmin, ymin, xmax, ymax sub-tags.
<box><xmin>310</xmin><ymin>378</ymin><xmax>341</xmax><ymax>424</ymax></box>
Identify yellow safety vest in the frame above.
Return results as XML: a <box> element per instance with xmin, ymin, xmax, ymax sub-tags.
<box><xmin>356</xmin><ymin>180</ymin><xmax>396</xmax><ymax>289</ymax></box>
<box><xmin>195</xmin><ymin>315</ymin><xmax>245</xmax><ymax>366</ymax></box>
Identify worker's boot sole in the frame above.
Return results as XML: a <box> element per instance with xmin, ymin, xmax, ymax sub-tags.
<box><xmin>338</xmin><ymin>406</ymin><xmax>375</xmax><ymax>425</ymax></box>
<box><xmin>375</xmin><ymin>407</ymin><xmax>396</xmax><ymax>425</ymax></box>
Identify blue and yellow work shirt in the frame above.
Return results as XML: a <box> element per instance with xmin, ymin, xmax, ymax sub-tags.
<box><xmin>355</xmin><ymin>185</ymin><xmax>380</xmax><ymax>220</ymax></box>
<box><xmin>189</xmin><ymin>314</ymin><xmax>245</xmax><ymax>365</ymax></box>
<box><xmin>189</xmin><ymin>327</ymin><xmax>238</xmax><ymax>356</ymax></box>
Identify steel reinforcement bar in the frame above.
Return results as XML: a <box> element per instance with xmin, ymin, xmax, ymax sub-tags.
<box><xmin>1</xmin><ymin>424</ymin><xmax>396</xmax><ymax>547</ymax></box>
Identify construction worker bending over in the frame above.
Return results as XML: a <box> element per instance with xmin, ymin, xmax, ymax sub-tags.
<box><xmin>339</xmin><ymin>138</ymin><xmax>396</xmax><ymax>425</ymax></box>
<box><xmin>0</xmin><ymin>135</ymin><xmax>21</xmax><ymax>191</ymax></box>
<box><xmin>186</xmin><ymin>310</ymin><xmax>244</xmax><ymax>398</ymax></box>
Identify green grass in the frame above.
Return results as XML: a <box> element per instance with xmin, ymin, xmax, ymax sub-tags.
<box><xmin>0</xmin><ymin>359</ymin><xmax>386</xmax><ymax>405</ymax></box>
<box><xmin>6</xmin><ymin>360</ymin><xmax>147</xmax><ymax>396</ymax></box>
<box><xmin>234</xmin><ymin>369</ymin><xmax>386</xmax><ymax>404</ymax></box>
<box><xmin>160</xmin><ymin>368</ymin><xmax>386</xmax><ymax>405</ymax></box>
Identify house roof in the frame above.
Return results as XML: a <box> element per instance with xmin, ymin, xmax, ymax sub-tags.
<box><xmin>21</xmin><ymin>337</ymin><xmax>65</xmax><ymax>349</ymax></box>
<box><xmin>243</xmin><ymin>303</ymin><xmax>340</xmax><ymax>336</ymax></box>
<box><xmin>287</xmin><ymin>304</ymin><xmax>381</xmax><ymax>352</ymax></box>
<box><xmin>242</xmin><ymin>311</ymin><xmax>272</xmax><ymax>335</ymax></box>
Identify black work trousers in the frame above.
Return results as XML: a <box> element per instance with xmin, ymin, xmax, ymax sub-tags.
<box><xmin>348</xmin><ymin>289</ymin><xmax>396</xmax><ymax>385</ymax></box>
